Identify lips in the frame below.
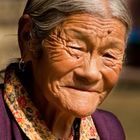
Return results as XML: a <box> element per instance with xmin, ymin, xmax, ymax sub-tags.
<box><xmin>63</xmin><ymin>85</ymin><xmax>101</xmax><ymax>93</ymax></box>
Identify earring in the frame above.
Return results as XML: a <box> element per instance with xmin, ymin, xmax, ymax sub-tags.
<box><xmin>19</xmin><ymin>59</ymin><xmax>25</xmax><ymax>72</ymax></box>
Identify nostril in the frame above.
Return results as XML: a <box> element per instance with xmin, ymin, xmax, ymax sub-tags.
<box><xmin>74</xmin><ymin>70</ymin><xmax>102</xmax><ymax>85</ymax></box>
<box><xmin>74</xmin><ymin>74</ymin><xmax>92</xmax><ymax>85</ymax></box>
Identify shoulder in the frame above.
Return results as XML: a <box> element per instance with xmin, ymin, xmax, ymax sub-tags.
<box><xmin>92</xmin><ymin>109</ymin><xmax>126</xmax><ymax>140</ymax></box>
<box><xmin>93</xmin><ymin>109</ymin><xmax>121</xmax><ymax>121</ymax></box>
<box><xmin>0</xmin><ymin>84</ymin><xmax>8</xmax><ymax>117</ymax></box>
<box><xmin>0</xmin><ymin>84</ymin><xmax>26</xmax><ymax>140</ymax></box>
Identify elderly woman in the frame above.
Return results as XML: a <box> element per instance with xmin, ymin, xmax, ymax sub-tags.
<box><xmin>0</xmin><ymin>0</ymin><xmax>131</xmax><ymax>140</ymax></box>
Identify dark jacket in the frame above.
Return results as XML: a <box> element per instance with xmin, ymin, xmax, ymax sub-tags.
<box><xmin>0</xmin><ymin>84</ymin><xmax>125</xmax><ymax>140</ymax></box>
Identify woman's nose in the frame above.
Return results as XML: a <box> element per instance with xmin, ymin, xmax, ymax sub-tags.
<box><xmin>74</xmin><ymin>59</ymin><xmax>102</xmax><ymax>84</ymax></box>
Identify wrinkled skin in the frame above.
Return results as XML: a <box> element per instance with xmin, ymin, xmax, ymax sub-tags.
<box><xmin>20</xmin><ymin>13</ymin><xmax>126</xmax><ymax>138</ymax></box>
<box><xmin>31</xmin><ymin>13</ymin><xmax>126</xmax><ymax>116</ymax></box>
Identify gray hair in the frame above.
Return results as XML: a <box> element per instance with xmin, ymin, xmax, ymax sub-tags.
<box><xmin>23</xmin><ymin>0</ymin><xmax>131</xmax><ymax>40</ymax></box>
<box><xmin>21</xmin><ymin>0</ymin><xmax>131</xmax><ymax>58</ymax></box>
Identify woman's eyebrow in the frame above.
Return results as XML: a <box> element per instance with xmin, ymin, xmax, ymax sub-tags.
<box><xmin>99</xmin><ymin>40</ymin><xmax>125</xmax><ymax>52</ymax></box>
<box><xmin>99</xmin><ymin>39</ymin><xmax>124</xmax><ymax>51</ymax></box>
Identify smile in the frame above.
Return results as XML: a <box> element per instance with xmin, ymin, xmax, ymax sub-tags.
<box><xmin>62</xmin><ymin>85</ymin><xmax>101</xmax><ymax>93</ymax></box>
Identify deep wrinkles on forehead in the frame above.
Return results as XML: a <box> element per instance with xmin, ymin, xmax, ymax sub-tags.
<box><xmin>61</xmin><ymin>15</ymin><xmax>126</xmax><ymax>39</ymax></box>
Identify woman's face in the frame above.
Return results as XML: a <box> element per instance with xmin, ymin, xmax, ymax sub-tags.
<box><xmin>31</xmin><ymin>13</ymin><xmax>126</xmax><ymax>117</ymax></box>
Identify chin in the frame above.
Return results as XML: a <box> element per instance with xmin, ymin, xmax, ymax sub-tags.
<box><xmin>47</xmin><ymin>85</ymin><xmax>102</xmax><ymax>117</ymax></box>
<box><xmin>65</xmin><ymin>100</ymin><xmax>99</xmax><ymax>118</ymax></box>
<box><xmin>58</xmin><ymin>93</ymin><xmax>101</xmax><ymax>117</ymax></box>
<box><xmin>72</xmin><ymin>107</ymin><xmax>97</xmax><ymax>118</ymax></box>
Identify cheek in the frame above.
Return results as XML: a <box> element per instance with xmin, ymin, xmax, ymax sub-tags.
<box><xmin>44</xmin><ymin>45</ymin><xmax>84</xmax><ymax>77</ymax></box>
<box><xmin>48</xmin><ymin>55</ymin><xmax>83</xmax><ymax>78</ymax></box>
<box><xmin>102</xmin><ymin>64</ymin><xmax>122</xmax><ymax>90</ymax></box>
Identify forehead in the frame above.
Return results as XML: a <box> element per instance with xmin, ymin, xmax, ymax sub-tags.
<box><xmin>58</xmin><ymin>13</ymin><xmax>126</xmax><ymax>41</ymax></box>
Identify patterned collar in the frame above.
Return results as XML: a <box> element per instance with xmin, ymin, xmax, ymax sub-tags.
<box><xmin>4</xmin><ymin>64</ymin><xmax>100</xmax><ymax>140</ymax></box>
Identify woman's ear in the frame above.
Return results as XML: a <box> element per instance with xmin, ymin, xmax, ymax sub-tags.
<box><xmin>18</xmin><ymin>14</ymin><xmax>32</xmax><ymax>61</ymax></box>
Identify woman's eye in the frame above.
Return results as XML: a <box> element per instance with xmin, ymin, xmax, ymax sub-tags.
<box><xmin>103</xmin><ymin>53</ymin><xmax>116</xmax><ymax>59</ymax></box>
<box><xmin>66</xmin><ymin>42</ymin><xmax>85</xmax><ymax>59</ymax></box>
<box><xmin>67</xmin><ymin>42</ymin><xmax>84</xmax><ymax>51</ymax></box>
<box><xmin>68</xmin><ymin>46</ymin><xmax>83</xmax><ymax>51</ymax></box>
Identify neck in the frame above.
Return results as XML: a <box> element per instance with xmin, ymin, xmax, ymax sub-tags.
<box><xmin>44</xmin><ymin>101</ymin><xmax>75</xmax><ymax>139</ymax></box>
<box><xmin>30</xmin><ymin>87</ymin><xmax>75</xmax><ymax>139</ymax></box>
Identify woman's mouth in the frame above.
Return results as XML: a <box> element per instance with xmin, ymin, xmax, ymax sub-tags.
<box><xmin>62</xmin><ymin>85</ymin><xmax>101</xmax><ymax>93</ymax></box>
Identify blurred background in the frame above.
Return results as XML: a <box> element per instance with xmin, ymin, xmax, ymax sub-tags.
<box><xmin>0</xmin><ymin>0</ymin><xmax>140</xmax><ymax>139</ymax></box>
